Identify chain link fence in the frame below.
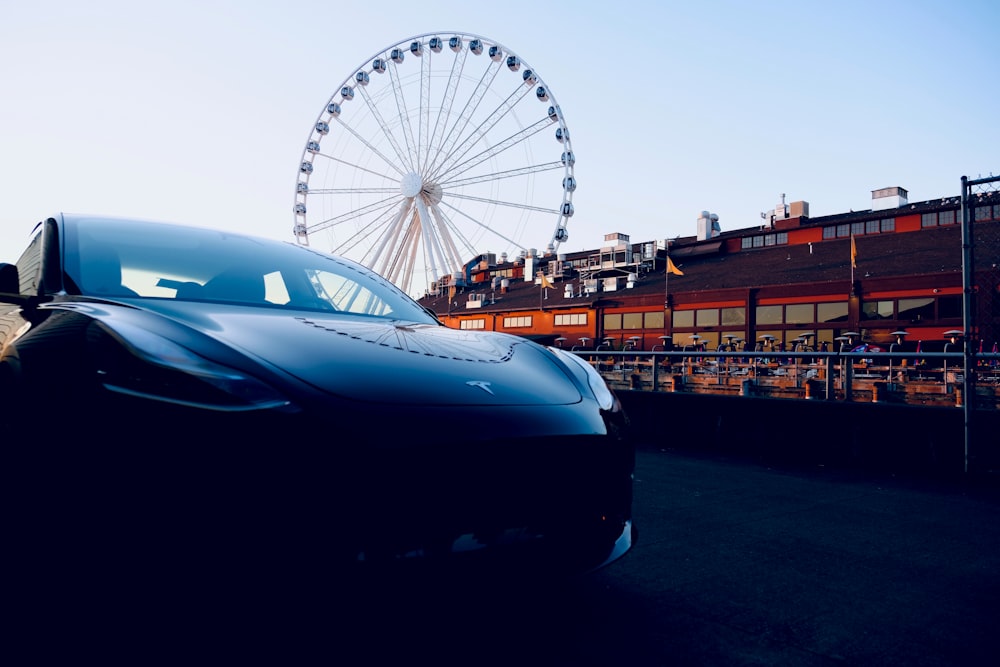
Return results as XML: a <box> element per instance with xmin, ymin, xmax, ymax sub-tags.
<box><xmin>965</xmin><ymin>175</ymin><xmax>1000</xmax><ymax>347</ymax></box>
<box><xmin>961</xmin><ymin>174</ymin><xmax>1000</xmax><ymax>471</ymax></box>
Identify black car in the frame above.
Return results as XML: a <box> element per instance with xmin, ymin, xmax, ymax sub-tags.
<box><xmin>1</xmin><ymin>214</ymin><xmax>633</xmax><ymax>620</ymax></box>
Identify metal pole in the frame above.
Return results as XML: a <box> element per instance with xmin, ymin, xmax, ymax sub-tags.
<box><xmin>960</xmin><ymin>175</ymin><xmax>975</xmax><ymax>474</ymax></box>
<box><xmin>825</xmin><ymin>355</ymin><xmax>835</xmax><ymax>400</ymax></box>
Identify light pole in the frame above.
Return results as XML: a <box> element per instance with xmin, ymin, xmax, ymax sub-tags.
<box><xmin>943</xmin><ymin>330</ymin><xmax>964</xmax><ymax>394</ymax></box>
<box><xmin>889</xmin><ymin>330</ymin><xmax>908</xmax><ymax>382</ymax></box>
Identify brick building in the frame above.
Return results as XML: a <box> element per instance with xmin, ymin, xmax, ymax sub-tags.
<box><xmin>421</xmin><ymin>186</ymin><xmax>1000</xmax><ymax>355</ymax></box>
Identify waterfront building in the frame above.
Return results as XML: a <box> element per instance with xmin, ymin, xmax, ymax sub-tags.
<box><xmin>421</xmin><ymin>185</ymin><xmax>1000</xmax><ymax>357</ymax></box>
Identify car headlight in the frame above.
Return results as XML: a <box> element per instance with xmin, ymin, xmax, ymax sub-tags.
<box><xmin>94</xmin><ymin>320</ymin><xmax>293</xmax><ymax>412</ymax></box>
<box><xmin>548</xmin><ymin>346</ymin><xmax>615</xmax><ymax>411</ymax></box>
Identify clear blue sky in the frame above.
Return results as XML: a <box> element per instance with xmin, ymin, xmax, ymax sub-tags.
<box><xmin>1</xmin><ymin>0</ymin><xmax>997</xmax><ymax>262</ymax></box>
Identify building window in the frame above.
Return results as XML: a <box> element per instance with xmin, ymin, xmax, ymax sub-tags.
<box><xmin>785</xmin><ymin>303</ymin><xmax>813</xmax><ymax>324</ymax></box>
<box><xmin>861</xmin><ymin>300</ymin><xmax>894</xmax><ymax>320</ymax></box>
<box><xmin>743</xmin><ymin>232</ymin><xmax>789</xmax><ymax>249</ymax></box>
<box><xmin>823</xmin><ymin>218</ymin><xmax>895</xmax><ymax>238</ymax></box>
<box><xmin>921</xmin><ymin>212</ymin><xmax>937</xmax><ymax>228</ymax></box>
<box><xmin>604</xmin><ymin>313</ymin><xmax>622</xmax><ymax>330</ymax></box>
<box><xmin>623</xmin><ymin>312</ymin><xmax>643</xmax><ymax>329</ymax></box>
<box><xmin>721</xmin><ymin>307</ymin><xmax>745</xmax><ymax>326</ymax></box>
<box><xmin>673</xmin><ymin>310</ymin><xmax>694</xmax><ymax>328</ymax></box>
<box><xmin>898</xmin><ymin>298</ymin><xmax>934</xmax><ymax>321</ymax></box>
<box><xmin>695</xmin><ymin>308</ymin><xmax>719</xmax><ymax>327</ymax></box>
<box><xmin>974</xmin><ymin>206</ymin><xmax>995</xmax><ymax>222</ymax></box>
<box><xmin>644</xmin><ymin>311</ymin><xmax>665</xmax><ymax>328</ymax></box>
<box><xmin>939</xmin><ymin>210</ymin><xmax>956</xmax><ymax>225</ymax></box>
<box><xmin>756</xmin><ymin>305</ymin><xmax>783</xmax><ymax>325</ymax></box>
<box><xmin>503</xmin><ymin>316</ymin><xmax>532</xmax><ymax>328</ymax></box>
<box><xmin>817</xmin><ymin>302</ymin><xmax>848</xmax><ymax>323</ymax></box>
<box><xmin>555</xmin><ymin>313</ymin><xmax>587</xmax><ymax>326</ymax></box>
<box><xmin>460</xmin><ymin>318</ymin><xmax>485</xmax><ymax>330</ymax></box>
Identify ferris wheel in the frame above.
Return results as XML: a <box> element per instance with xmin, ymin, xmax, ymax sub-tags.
<box><xmin>293</xmin><ymin>32</ymin><xmax>575</xmax><ymax>299</ymax></box>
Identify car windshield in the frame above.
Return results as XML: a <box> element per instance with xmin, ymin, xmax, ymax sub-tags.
<box><xmin>61</xmin><ymin>216</ymin><xmax>436</xmax><ymax>323</ymax></box>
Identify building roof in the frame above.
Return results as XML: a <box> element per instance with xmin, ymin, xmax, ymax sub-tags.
<box><xmin>423</xmin><ymin>223</ymin><xmax>975</xmax><ymax>315</ymax></box>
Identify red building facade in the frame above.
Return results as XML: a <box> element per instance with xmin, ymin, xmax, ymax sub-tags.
<box><xmin>422</xmin><ymin>188</ymin><xmax>1000</xmax><ymax>356</ymax></box>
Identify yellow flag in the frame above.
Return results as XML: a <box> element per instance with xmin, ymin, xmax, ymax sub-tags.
<box><xmin>448</xmin><ymin>284</ymin><xmax>456</xmax><ymax>300</ymax></box>
<box><xmin>537</xmin><ymin>270</ymin><xmax>554</xmax><ymax>289</ymax></box>
<box><xmin>666</xmin><ymin>256</ymin><xmax>684</xmax><ymax>276</ymax></box>
<box><xmin>850</xmin><ymin>234</ymin><xmax>857</xmax><ymax>269</ymax></box>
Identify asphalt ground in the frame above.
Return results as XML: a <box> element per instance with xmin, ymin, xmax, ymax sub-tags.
<box><xmin>321</xmin><ymin>447</ymin><xmax>1000</xmax><ymax>667</ymax></box>
<box><xmin>599</xmin><ymin>447</ymin><xmax>1000</xmax><ymax>666</ymax></box>
<box><xmin>14</xmin><ymin>445</ymin><xmax>1000</xmax><ymax>665</ymax></box>
<box><xmin>247</xmin><ymin>447</ymin><xmax>1000</xmax><ymax>665</ymax></box>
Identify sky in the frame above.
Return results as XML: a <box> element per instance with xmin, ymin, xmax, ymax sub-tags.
<box><xmin>1</xmin><ymin>0</ymin><xmax>998</xmax><ymax>265</ymax></box>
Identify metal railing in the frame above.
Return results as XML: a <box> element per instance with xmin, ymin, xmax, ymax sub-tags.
<box><xmin>573</xmin><ymin>349</ymin><xmax>1000</xmax><ymax>406</ymax></box>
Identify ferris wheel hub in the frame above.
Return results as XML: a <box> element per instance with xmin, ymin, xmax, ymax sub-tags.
<box><xmin>400</xmin><ymin>172</ymin><xmax>423</xmax><ymax>198</ymax></box>
<box><xmin>423</xmin><ymin>181</ymin><xmax>443</xmax><ymax>206</ymax></box>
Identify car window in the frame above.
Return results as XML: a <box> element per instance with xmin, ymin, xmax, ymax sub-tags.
<box><xmin>62</xmin><ymin>216</ymin><xmax>435</xmax><ymax>323</ymax></box>
<box><xmin>313</xmin><ymin>270</ymin><xmax>393</xmax><ymax>316</ymax></box>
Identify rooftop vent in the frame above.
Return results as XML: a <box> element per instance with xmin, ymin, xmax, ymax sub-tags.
<box><xmin>697</xmin><ymin>211</ymin><xmax>720</xmax><ymax>241</ymax></box>
<box><xmin>872</xmin><ymin>186</ymin><xmax>908</xmax><ymax>212</ymax></box>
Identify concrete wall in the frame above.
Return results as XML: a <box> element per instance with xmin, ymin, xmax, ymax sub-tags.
<box><xmin>617</xmin><ymin>390</ymin><xmax>1000</xmax><ymax>478</ymax></box>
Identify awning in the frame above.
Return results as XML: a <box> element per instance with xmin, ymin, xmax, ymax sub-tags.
<box><xmin>671</xmin><ymin>241</ymin><xmax>722</xmax><ymax>258</ymax></box>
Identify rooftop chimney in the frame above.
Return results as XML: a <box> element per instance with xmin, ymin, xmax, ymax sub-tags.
<box><xmin>872</xmin><ymin>186</ymin><xmax>908</xmax><ymax>211</ymax></box>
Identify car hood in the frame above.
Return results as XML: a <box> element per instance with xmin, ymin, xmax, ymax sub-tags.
<box><xmin>135</xmin><ymin>302</ymin><xmax>583</xmax><ymax>407</ymax></box>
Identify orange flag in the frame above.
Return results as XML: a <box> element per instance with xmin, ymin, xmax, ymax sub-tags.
<box><xmin>667</xmin><ymin>256</ymin><xmax>684</xmax><ymax>276</ymax></box>
<box><xmin>850</xmin><ymin>234</ymin><xmax>857</xmax><ymax>269</ymax></box>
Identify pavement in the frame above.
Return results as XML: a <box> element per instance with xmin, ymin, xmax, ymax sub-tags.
<box><xmin>11</xmin><ymin>443</ymin><xmax>999</xmax><ymax>665</ymax></box>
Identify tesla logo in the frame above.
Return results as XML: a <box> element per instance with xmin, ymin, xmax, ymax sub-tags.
<box><xmin>466</xmin><ymin>380</ymin><xmax>494</xmax><ymax>395</ymax></box>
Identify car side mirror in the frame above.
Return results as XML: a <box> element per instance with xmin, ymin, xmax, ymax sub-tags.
<box><xmin>0</xmin><ymin>263</ymin><xmax>28</xmax><ymax>305</ymax></box>
<box><xmin>0</xmin><ymin>263</ymin><xmax>18</xmax><ymax>293</ymax></box>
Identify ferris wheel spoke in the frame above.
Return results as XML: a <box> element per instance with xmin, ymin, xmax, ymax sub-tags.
<box><xmin>307</xmin><ymin>195</ymin><xmax>401</xmax><ymax>236</ymax></box>
<box><xmin>387</xmin><ymin>215</ymin><xmax>421</xmax><ymax>288</ymax></box>
<box><xmin>438</xmin><ymin>198</ymin><xmax>527</xmax><ymax>250</ymax></box>
<box><xmin>425</xmin><ymin>57</ymin><xmax>502</xmax><ymax>177</ymax></box>
<box><xmin>414</xmin><ymin>196</ymin><xmax>446</xmax><ymax>286</ymax></box>
<box><xmin>427</xmin><ymin>203</ymin><xmax>471</xmax><ymax>271</ymax></box>
<box><xmin>307</xmin><ymin>186</ymin><xmax>400</xmax><ymax>195</ymax></box>
<box><xmin>387</xmin><ymin>58</ymin><xmax>419</xmax><ymax>172</ymax></box>
<box><xmin>445</xmin><ymin>191</ymin><xmax>560</xmax><ymax>215</ymax></box>
<box><xmin>423</xmin><ymin>205</ymin><xmax>479</xmax><ymax>261</ymax></box>
<box><xmin>426</xmin><ymin>47</ymin><xmax>469</xmax><ymax>175</ymax></box>
<box><xmin>441</xmin><ymin>161</ymin><xmax>563</xmax><ymax>189</ymax></box>
<box><xmin>355</xmin><ymin>86</ymin><xmax>415</xmax><ymax>173</ymax></box>
<box><xmin>418</xmin><ymin>49</ymin><xmax>431</xmax><ymax>173</ymax></box>
<box><xmin>436</xmin><ymin>117</ymin><xmax>552</xmax><ymax>186</ymax></box>
<box><xmin>373</xmin><ymin>199</ymin><xmax>414</xmax><ymax>276</ymax></box>
<box><xmin>330</xmin><ymin>204</ymin><xmax>401</xmax><ymax>259</ymax></box>
<box><xmin>328</xmin><ymin>120</ymin><xmax>408</xmax><ymax>179</ymax></box>
<box><xmin>427</xmin><ymin>81</ymin><xmax>534</xmax><ymax>184</ymax></box>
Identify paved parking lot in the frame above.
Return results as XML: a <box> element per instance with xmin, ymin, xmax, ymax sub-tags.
<box><xmin>14</xmin><ymin>445</ymin><xmax>1000</xmax><ymax>665</ymax></box>
<box><xmin>321</xmin><ymin>447</ymin><xmax>1000</xmax><ymax>666</ymax></box>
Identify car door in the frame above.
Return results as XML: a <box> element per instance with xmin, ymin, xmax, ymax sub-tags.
<box><xmin>0</xmin><ymin>218</ymin><xmax>66</xmax><ymax>425</ymax></box>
